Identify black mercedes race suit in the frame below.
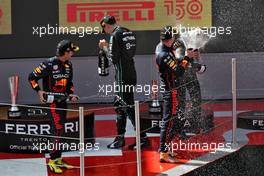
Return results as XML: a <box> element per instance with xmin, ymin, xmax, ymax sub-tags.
<box><xmin>156</xmin><ymin>44</ymin><xmax>186</xmax><ymax>152</ymax></box>
<box><xmin>108</xmin><ymin>26</ymin><xmax>146</xmax><ymax>137</ymax></box>
<box><xmin>28</xmin><ymin>57</ymin><xmax>74</xmax><ymax>159</ymax></box>
<box><xmin>173</xmin><ymin>40</ymin><xmax>203</xmax><ymax>131</ymax></box>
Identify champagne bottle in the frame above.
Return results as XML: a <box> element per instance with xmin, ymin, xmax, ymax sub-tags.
<box><xmin>43</xmin><ymin>92</ymin><xmax>68</xmax><ymax>103</ymax></box>
<box><xmin>98</xmin><ymin>48</ymin><xmax>109</xmax><ymax>76</ymax></box>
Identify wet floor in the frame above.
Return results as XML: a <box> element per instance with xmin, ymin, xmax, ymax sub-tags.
<box><xmin>185</xmin><ymin>145</ymin><xmax>264</xmax><ymax>176</ymax></box>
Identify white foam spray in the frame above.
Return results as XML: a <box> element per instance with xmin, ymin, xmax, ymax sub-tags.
<box><xmin>180</xmin><ymin>28</ymin><xmax>212</xmax><ymax>49</ymax></box>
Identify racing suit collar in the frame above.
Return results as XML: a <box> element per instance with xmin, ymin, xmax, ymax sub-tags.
<box><xmin>56</xmin><ymin>56</ymin><xmax>69</xmax><ymax>65</ymax></box>
<box><xmin>111</xmin><ymin>26</ymin><xmax>119</xmax><ymax>34</ymax></box>
<box><xmin>161</xmin><ymin>43</ymin><xmax>173</xmax><ymax>52</ymax></box>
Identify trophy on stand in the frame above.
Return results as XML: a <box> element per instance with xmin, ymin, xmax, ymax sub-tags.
<box><xmin>149</xmin><ymin>80</ymin><xmax>162</xmax><ymax>114</ymax></box>
<box><xmin>8</xmin><ymin>75</ymin><xmax>21</xmax><ymax>118</ymax></box>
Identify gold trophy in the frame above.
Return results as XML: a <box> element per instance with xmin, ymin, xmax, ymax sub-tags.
<box><xmin>8</xmin><ymin>76</ymin><xmax>21</xmax><ymax>118</ymax></box>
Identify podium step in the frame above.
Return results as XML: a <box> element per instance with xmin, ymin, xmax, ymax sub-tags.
<box><xmin>237</xmin><ymin>110</ymin><xmax>264</xmax><ymax>130</ymax></box>
<box><xmin>140</xmin><ymin>109</ymin><xmax>214</xmax><ymax>133</ymax></box>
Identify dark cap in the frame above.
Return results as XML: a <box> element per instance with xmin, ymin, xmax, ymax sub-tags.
<box><xmin>56</xmin><ymin>40</ymin><xmax>79</xmax><ymax>56</ymax></box>
<box><xmin>160</xmin><ymin>26</ymin><xmax>179</xmax><ymax>40</ymax></box>
<box><xmin>100</xmin><ymin>15</ymin><xmax>116</xmax><ymax>33</ymax></box>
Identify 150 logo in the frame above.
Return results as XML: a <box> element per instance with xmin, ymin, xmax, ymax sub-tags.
<box><xmin>164</xmin><ymin>0</ymin><xmax>203</xmax><ymax>20</ymax></box>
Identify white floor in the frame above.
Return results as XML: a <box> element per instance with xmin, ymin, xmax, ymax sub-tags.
<box><xmin>0</xmin><ymin>158</ymin><xmax>48</xmax><ymax>176</ymax></box>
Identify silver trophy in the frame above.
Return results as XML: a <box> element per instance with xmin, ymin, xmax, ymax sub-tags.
<box><xmin>149</xmin><ymin>80</ymin><xmax>162</xmax><ymax>113</ymax></box>
<box><xmin>8</xmin><ymin>76</ymin><xmax>21</xmax><ymax>118</ymax></box>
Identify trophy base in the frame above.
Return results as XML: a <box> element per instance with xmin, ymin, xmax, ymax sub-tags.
<box><xmin>149</xmin><ymin>105</ymin><xmax>162</xmax><ymax>114</ymax></box>
<box><xmin>8</xmin><ymin>110</ymin><xmax>22</xmax><ymax>119</ymax></box>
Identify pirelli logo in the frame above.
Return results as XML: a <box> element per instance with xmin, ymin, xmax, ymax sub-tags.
<box><xmin>59</xmin><ymin>0</ymin><xmax>211</xmax><ymax>31</ymax></box>
<box><xmin>67</xmin><ymin>1</ymin><xmax>155</xmax><ymax>23</ymax></box>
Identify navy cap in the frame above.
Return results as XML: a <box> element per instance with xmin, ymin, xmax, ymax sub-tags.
<box><xmin>56</xmin><ymin>40</ymin><xmax>79</xmax><ymax>56</ymax></box>
<box><xmin>100</xmin><ymin>16</ymin><xmax>117</xmax><ymax>33</ymax></box>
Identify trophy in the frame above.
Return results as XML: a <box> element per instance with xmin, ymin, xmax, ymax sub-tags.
<box><xmin>149</xmin><ymin>80</ymin><xmax>162</xmax><ymax>113</ymax></box>
<box><xmin>8</xmin><ymin>76</ymin><xmax>21</xmax><ymax>118</ymax></box>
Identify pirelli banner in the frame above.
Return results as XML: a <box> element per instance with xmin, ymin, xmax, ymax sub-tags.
<box><xmin>0</xmin><ymin>0</ymin><xmax>12</xmax><ymax>34</ymax></box>
<box><xmin>59</xmin><ymin>0</ymin><xmax>212</xmax><ymax>31</ymax></box>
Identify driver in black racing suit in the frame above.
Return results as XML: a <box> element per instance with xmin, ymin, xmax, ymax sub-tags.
<box><xmin>98</xmin><ymin>15</ymin><xmax>149</xmax><ymax>149</ymax></box>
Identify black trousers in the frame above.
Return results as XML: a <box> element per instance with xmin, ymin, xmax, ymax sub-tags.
<box><xmin>159</xmin><ymin>88</ymin><xmax>185</xmax><ymax>152</ymax></box>
<box><xmin>114</xmin><ymin>85</ymin><xmax>146</xmax><ymax>138</ymax></box>
<box><xmin>48</xmin><ymin>101</ymin><xmax>67</xmax><ymax>160</ymax></box>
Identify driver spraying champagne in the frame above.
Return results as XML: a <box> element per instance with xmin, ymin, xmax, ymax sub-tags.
<box><xmin>156</xmin><ymin>28</ymin><xmax>206</xmax><ymax>134</ymax></box>
<box><xmin>156</xmin><ymin>26</ymin><xmax>193</xmax><ymax>163</ymax></box>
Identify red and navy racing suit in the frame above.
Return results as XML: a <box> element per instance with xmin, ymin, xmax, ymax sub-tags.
<box><xmin>156</xmin><ymin>44</ymin><xmax>187</xmax><ymax>152</ymax></box>
<box><xmin>28</xmin><ymin>56</ymin><xmax>74</xmax><ymax>159</ymax></box>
